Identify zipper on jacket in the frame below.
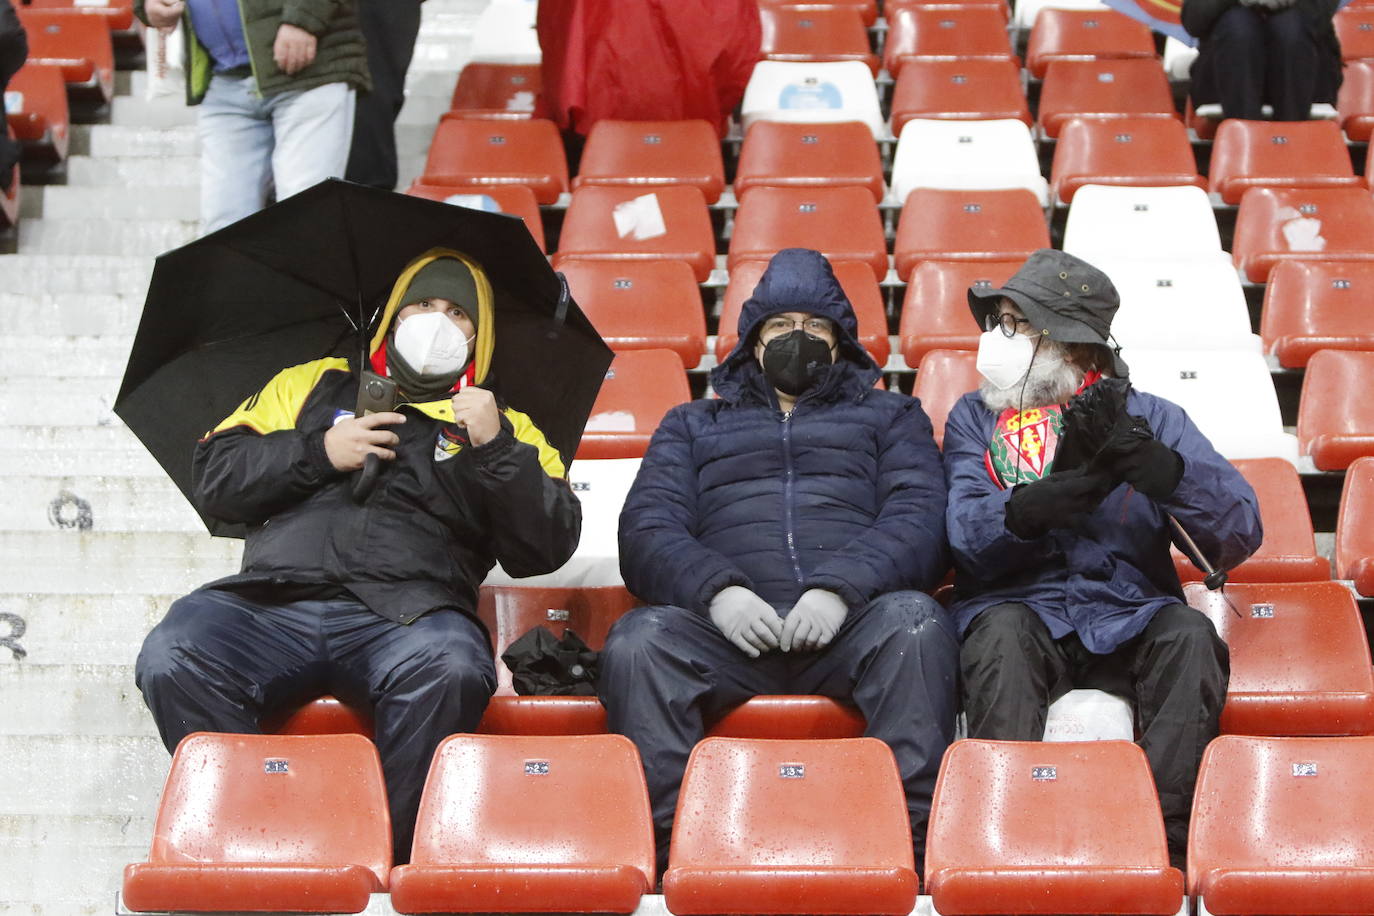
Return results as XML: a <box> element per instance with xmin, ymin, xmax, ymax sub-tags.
<box><xmin>780</xmin><ymin>410</ymin><xmax>805</xmax><ymax>586</ymax></box>
<box><xmin>235</xmin><ymin>1</ymin><xmax>262</xmax><ymax>96</ymax></box>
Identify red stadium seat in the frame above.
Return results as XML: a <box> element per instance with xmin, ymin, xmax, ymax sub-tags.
<box><xmin>1050</xmin><ymin>116</ymin><xmax>1206</xmax><ymax>205</ymax></box>
<box><xmin>758</xmin><ymin>0</ymin><xmax>879</xmax><ymax>28</ymax></box>
<box><xmin>16</xmin><ymin>10</ymin><xmax>114</xmax><ymax>103</ymax></box>
<box><xmin>925</xmin><ymin>740</ymin><xmax>1183</xmax><ymax>915</ymax></box>
<box><xmin>390</xmin><ymin>734</ymin><xmax>654</xmax><ymax>913</ymax></box>
<box><xmin>1037</xmin><ymin>57</ymin><xmax>1177</xmax><ymax>138</ymax></box>
<box><xmin>1232</xmin><ymin>187</ymin><xmax>1374</xmax><ymax>283</ymax></box>
<box><xmin>1208</xmin><ymin>118</ymin><xmax>1359</xmax><ymax>206</ymax></box>
<box><xmin>707</xmin><ymin>696</ymin><xmax>866</xmax><ymax>738</ymax></box>
<box><xmin>559</xmin><ymin>259</ymin><xmax>707</xmax><ymax>368</ymax></box>
<box><xmin>1185</xmin><ymin>581</ymin><xmax>1374</xmax><ymax>736</ymax></box>
<box><xmin>1173</xmin><ymin>457</ymin><xmax>1330</xmax><ymax>583</ymax></box>
<box><xmin>728</xmin><ymin>186</ymin><xmax>888</xmax><ymax>281</ymax></box>
<box><xmin>884</xmin><ymin>6</ymin><xmax>1016</xmax><ymax>79</ymax></box>
<box><xmin>23</xmin><ymin>0</ymin><xmax>135</xmax><ymax>31</ymax></box>
<box><xmin>1189</xmin><ymin>736</ymin><xmax>1374</xmax><ymax>914</ymax></box>
<box><xmin>893</xmin><ymin>188</ymin><xmax>1048</xmax><ymax>281</ymax></box>
<box><xmin>1297</xmin><ymin>349</ymin><xmax>1374</xmax><ymax>470</ymax></box>
<box><xmin>122</xmin><ymin>734</ymin><xmax>390</xmax><ymax>914</ymax></box>
<box><xmin>889</xmin><ymin>58</ymin><xmax>1031</xmax><ymax>135</ymax></box>
<box><xmin>900</xmin><ymin>259</ymin><xmax>1022</xmax><ymax>367</ymax></box>
<box><xmin>1260</xmin><ymin>259</ymin><xmax>1374</xmax><ymax>368</ymax></box>
<box><xmin>5</xmin><ymin>63</ymin><xmax>70</xmax><ymax>165</ymax></box>
<box><xmin>912</xmin><ymin>349</ymin><xmax>981</xmax><ymax>448</ymax></box>
<box><xmin>717</xmin><ymin>258</ymin><xmax>891</xmax><ymax>365</ymax></box>
<box><xmin>760</xmin><ymin>6</ymin><xmax>879</xmax><ymax>74</ymax></box>
<box><xmin>575</xmin><ymin>349</ymin><xmax>692</xmax><ymax>460</ymax></box>
<box><xmin>448</xmin><ymin>61</ymin><xmax>540</xmax><ymax>118</ymax></box>
<box><xmin>663</xmin><ymin>738</ymin><xmax>919</xmax><ymax>915</ymax></box>
<box><xmin>554</xmin><ymin>184</ymin><xmax>716</xmax><ymax>282</ymax></box>
<box><xmin>1026</xmin><ymin>8</ymin><xmax>1157</xmax><ymax>78</ymax></box>
<box><xmin>734</xmin><ymin>120</ymin><xmax>885</xmax><ymax>203</ymax></box>
<box><xmin>263</xmin><ymin>696</ymin><xmax>374</xmax><ymax>738</ymax></box>
<box><xmin>404</xmin><ymin>182</ymin><xmax>546</xmax><ymax>252</ymax></box>
<box><xmin>573</xmin><ymin>119</ymin><xmax>726</xmax><ymax>204</ymax></box>
<box><xmin>420</xmin><ymin>117</ymin><xmax>568</xmax><ymax>204</ymax></box>
<box><xmin>1336</xmin><ymin>456</ymin><xmax>1374</xmax><ymax>596</ymax></box>
<box><xmin>1337</xmin><ymin>5</ymin><xmax>1374</xmax><ymax>59</ymax></box>
<box><xmin>1336</xmin><ymin>59</ymin><xmax>1374</xmax><ymax>140</ymax></box>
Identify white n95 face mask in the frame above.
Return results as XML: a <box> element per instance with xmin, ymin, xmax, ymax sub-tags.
<box><xmin>976</xmin><ymin>329</ymin><xmax>1037</xmax><ymax>391</ymax></box>
<box><xmin>393</xmin><ymin>311</ymin><xmax>472</xmax><ymax>377</ymax></box>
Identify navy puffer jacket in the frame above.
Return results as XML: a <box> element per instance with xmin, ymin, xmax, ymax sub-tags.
<box><xmin>618</xmin><ymin>248</ymin><xmax>948</xmax><ymax>613</ymax></box>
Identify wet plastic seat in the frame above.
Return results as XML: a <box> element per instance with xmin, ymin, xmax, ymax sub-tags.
<box><xmin>448</xmin><ymin>61</ymin><xmax>540</xmax><ymax>117</ymax></box>
<box><xmin>1084</xmin><ymin>255</ymin><xmax>1255</xmax><ymax>352</ymax></box>
<box><xmin>263</xmin><ymin>697</ymin><xmax>374</xmax><ymax>738</ymax></box>
<box><xmin>1013</xmin><ymin>0</ymin><xmax>1112</xmax><ymax>32</ymax></box>
<box><xmin>735</xmin><ymin>120</ymin><xmax>885</xmax><ymax>202</ymax></box>
<box><xmin>1336</xmin><ymin>456</ymin><xmax>1374</xmax><ymax>596</ymax></box>
<box><xmin>573</xmin><ymin>119</ymin><xmax>725</xmax><ymax>204</ymax></box>
<box><xmin>758</xmin><ymin>0</ymin><xmax>879</xmax><ymax>28</ymax></box>
<box><xmin>1062</xmin><ymin>184</ymin><xmax>1222</xmax><ymax>262</ymax></box>
<box><xmin>893</xmin><ymin>187</ymin><xmax>1049</xmax><ymax>281</ymax></box>
<box><xmin>1231</xmin><ymin>187</ymin><xmax>1374</xmax><ymax>283</ymax></box>
<box><xmin>403</xmin><ymin>183</ymin><xmax>545</xmax><ymax>252</ymax></box>
<box><xmin>1188</xmin><ymin>735</ymin><xmax>1374</xmax><ymax>913</ymax></box>
<box><xmin>4</xmin><ymin>63</ymin><xmax>70</xmax><ymax>165</ymax></box>
<box><xmin>16</xmin><ymin>10</ymin><xmax>115</xmax><ymax>103</ymax></box>
<box><xmin>25</xmin><ymin>0</ymin><xmax>135</xmax><ymax>31</ymax></box>
<box><xmin>554</xmin><ymin>184</ymin><xmax>716</xmax><ymax>282</ymax></box>
<box><xmin>760</xmin><ymin>6</ymin><xmax>879</xmax><ymax>74</ymax></box>
<box><xmin>1172</xmin><ymin>457</ymin><xmax>1329</xmax><ymax>583</ymax></box>
<box><xmin>420</xmin><ymin>117</ymin><xmax>568</xmax><ymax>204</ymax></box>
<box><xmin>121</xmin><ymin>733</ymin><xmax>390</xmax><ymax>914</ymax></box>
<box><xmin>662</xmin><ymin>737</ymin><xmax>919</xmax><ymax>915</ymax></box>
<box><xmin>891</xmin><ymin>118</ymin><xmax>1049</xmax><ymax>206</ymax></box>
<box><xmin>884</xmin><ymin>6</ymin><xmax>1017</xmax><ymax>80</ymax></box>
<box><xmin>889</xmin><ymin>58</ymin><xmax>1031</xmax><ymax>136</ymax></box>
<box><xmin>1184</xmin><ymin>581</ymin><xmax>1374</xmax><ymax>736</ymax></box>
<box><xmin>717</xmin><ymin>258</ymin><xmax>891</xmax><ymax>365</ymax></box>
<box><xmin>1297</xmin><ymin>349</ymin><xmax>1374</xmax><ymax>470</ymax></box>
<box><xmin>1208</xmin><ymin>118</ymin><xmax>1359</xmax><ymax>206</ymax></box>
<box><xmin>741</xmin><ymin>60</ymin><xmax>886</xmax><ymax>139</ymax></box>
<box><xmin>1337</xmin><ymin>59</ymin><xmax>1374</xmax><ymax>140</ymax></box>
<box><xmin>727</xmin><ymin>186</ymin><xmax>888</xmax><ymax>281</ymax></box>
<box><xmin>1037</xmin><ymin>57</ymin><xmax>1177</xmax><ymax>138</ymax></box>
<box><xmin>899</xmin><ymin>259</ymin><xmax>1022</xmax><ymax>367</ymax></box>
<box><xmin>1261</xmin><ymin>259</ymin><xmax>1374</xmax><ymax>367</ymax></box>
<box><xmin>1337</xmin><ymin>5</ymin><xmax>1374</xmax><ymax>60</ymax></box>
<box><xmin>1050</xmin><ymin>116</ymin><xmax>1205</xmax><ymax>205</ymax></box>
<box><xmin>389</xmin><ymin>734</ymin><xmax>654</xmax><ymax>913</ymax></box>
<box><xmin>559</xmin><ymin>260</ymin><xmax>706</xmax><ymax>368</ymax></box>
<box><xmin>575</xmin><ymin>349</ymin><xmax>692</xmax><ymax>460</ymax></box>
<box><xmin>1026</xmin><ymin>8</ymin><xmax>1157</xmax><ymax>78</ymax></box>
<box><xmin>706</xmin><ymin>698</ymin><xmax>866</xmax><ymax>738</ymax></box>
<box><xmin>912</xmin><ymin>349</ymin><xmax>981</xmax><ymax>448</ymax></box>
<box><xmin>925</xmin><ymin>739</ymin><xmax>1183</xmax><ymax>915</ymax></box>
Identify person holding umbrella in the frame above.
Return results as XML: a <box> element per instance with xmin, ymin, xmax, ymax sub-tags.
<box><xmin>133</xmin><ymin>248</ymin><xmax>582</xmax><ymax>863</ymax></box>
<box><xmin>944</xmin><ymin>249</ymin><xmax>1262</xmax><ymax>868</ymax></box>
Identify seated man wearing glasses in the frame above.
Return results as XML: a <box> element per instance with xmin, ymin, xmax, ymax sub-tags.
<box><xmin>944</xmin><ymin>248</ymin><xmax>1261</xmax><ymax>867</ymax></box>
<box><xmin>599</xmin><ymin>248</ymin><xmax>957</xmax><ymax>874</ymax></box>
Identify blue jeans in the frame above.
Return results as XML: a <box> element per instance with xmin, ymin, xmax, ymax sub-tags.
<box><xmin>197</xmin><ymin>74</ymin><xmax>356</xmax><ymax>233</ymax></box>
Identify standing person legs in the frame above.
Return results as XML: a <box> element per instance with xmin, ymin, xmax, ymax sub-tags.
<box><xmin>1206</xmin><ymin>5</ymin><xmax>1268</xmax><ymax>121</ymax></box>
<box><xmin>346</xmin><ymin>0</ymin><xmax>422</xmax><ymax>189</ymax></box>
<box><xmin>1264</xmin><ymin>5</ymin><xmax>1321</xmax><ymax>121</ymax></box>
<box><xmin>197</xmin><ymin>74</ymin><xmax>275</xmax><ymax>234</ymax></box>
<box><xmin>268</xmin><ymin>81</ymin><xmax>355</xmax><ymax>202</ymax></box>
<box><xmin>960</xmin><ymin>602</ymin><xmax>1069</xmax><ymax>740</ymax></box>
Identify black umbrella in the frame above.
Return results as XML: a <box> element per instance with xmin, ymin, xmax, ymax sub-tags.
<box><xmin>115</xmin><ymin>179</ymin><xmax>613</xmax><ymax>537</ymax></box>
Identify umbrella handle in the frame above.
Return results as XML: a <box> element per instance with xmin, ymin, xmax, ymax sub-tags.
<box><xmin>351</xmin><ymin>453</ymin><xmax>381</xmax><ymax>503</ymax></box>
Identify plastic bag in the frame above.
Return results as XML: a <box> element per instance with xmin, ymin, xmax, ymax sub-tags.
<box><xmin>145</xmin><ymin>24</ymin><xmax>184</xmax><ymax>100</ymax></box>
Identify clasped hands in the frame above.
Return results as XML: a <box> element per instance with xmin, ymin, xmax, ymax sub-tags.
<box><xmin>323</xmin><ymin>388</ymin><xmax>501</xmax><ymax>472</ymax></box>
<box><xmin>709</xmin><ymin>586</ymin><xmax>846</xmax><ymax>658</ymax></box>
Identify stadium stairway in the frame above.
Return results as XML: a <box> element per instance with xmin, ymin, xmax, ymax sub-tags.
<box><xmin>0</xmin><ymin>2</ymin><xmax>482</xmax><ymax>912</ymax></box>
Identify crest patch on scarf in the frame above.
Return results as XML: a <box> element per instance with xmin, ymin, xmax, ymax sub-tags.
<box><xmin>987</xmin><ymin>405</ymin><xmax>1064</xmax><ymax>487</ymax></box>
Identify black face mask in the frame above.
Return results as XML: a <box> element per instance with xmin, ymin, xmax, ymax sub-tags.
<box><xmin>761</xmin><ymin>329</ymin><xmax>835</xmax><ymax>397</ymax></box>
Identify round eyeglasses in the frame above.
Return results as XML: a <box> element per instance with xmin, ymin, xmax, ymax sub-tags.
<box><xmin>985</xmin><ymin>312</ymin><xmax>1033</xmax><ymax>338</ymax></box>
<box><xmin>761</xmin><ymin>316</ymin><xmax>837</xmax><ymax>339</ymax></box>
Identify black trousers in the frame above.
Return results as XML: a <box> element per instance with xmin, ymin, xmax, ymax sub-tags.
<box><xmin>0</xmin><ymin>0</ymin><xmax>27</xmax><ymax>188</ymax></box>
<box><xmin>134</xmin><ymin>588</ymin><xmax>496</xmax><ymax>864</ymax></box>
<box><xmin>960</xmin><ymin>602</ymin><xmax>1228</xmax><ymax>863</ymax></box>
<box><xmin>598</xmin><ymin>591</ymin><xmax>961</xmax><ymax>874</ymax></box>
<box><xmin>344</xmin><ymin>0</ymin><xmax>422</xmax><ymax>190</ymax></box>
<box><xmin>1191</xmin><ymin>4</ymin><xmax>1329</xmax><ymax>121</ymax></box>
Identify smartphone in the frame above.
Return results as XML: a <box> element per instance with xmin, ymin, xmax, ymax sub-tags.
<box><xmin>355</xmin><ymin>370</ymin><xmax>398</xmax><ymax>416</ymax></box>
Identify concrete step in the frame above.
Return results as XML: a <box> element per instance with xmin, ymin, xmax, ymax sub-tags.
<box><xmin>0</xmin><ymin>665</ymin><xmax>156</xmax><ymax>740</ymax></box>
<box><xmin>0</xmin><ymin>336</ymin><xmax>133</xmax><ymax>376</ymax></box>
<box><xmin>34</xmin><ymin>185</ymin><xmax>201</xmax><ymax>222</ymax></box>
<box><xmin>110</xmin><ymin>94</ymin><xmax>198</xmax><ymax>129</ymax></box>
<box><xmin>1</xmin><ymin>812</ymin><xmax>157</xmax><ymax>915</ymax></box>
<box><xmin>0</xmin><ymin>427</ymin><xmax>164</xmax><ymax>478</ymax></box>
<box><xmin>0</xmin><ymin>255</ymin><xmax>154</xmax><ymax>298</ymax></box>
<box><xmin>1</xmin><ymin>530</ymin><xmax>242</xmax><ymax>595</ymax></box>
<box><xmin>0</xmin><ymin>377</ymin><xmax>122</xmax><ymax>427</ymax></box>
<box><xmin>66</xmin><ymin>153</ymin><xmax>200</xmax><ymax>187</ymax></box>
<box><xmin>0</xmin><ymin>593</ymin><xmax>172</xmax><ymax>667</ymax></box>
<box><xmin>74</xmin><ymin>123</ymin><xmax>198</xmax><ymax>159</ymax></box>
<box><xmin>16</xmin><ymin>217</ymin><xmax>198</xmax><ymax>256</ymax></box>
<box><xmin>7</xmin><ymin>475</ymin><xmax>205</xmax><ymax>533</ymax></box>
<box><xmin>0</xmin><ymin>292</ymin><xmax>145</xmax><ymax>336</ymax></box>
<box><xmin>0</xmin><ymin>735</ymin><xmax>166</xmax><ymax>816</ymax></box>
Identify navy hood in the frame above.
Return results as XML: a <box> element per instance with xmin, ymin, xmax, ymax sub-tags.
<box><xmin>710</xmin><ymin>248</ymin><xmax>882</xmax><ymax>405</ymax></box>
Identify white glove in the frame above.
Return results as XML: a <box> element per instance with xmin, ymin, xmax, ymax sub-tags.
<box><xmin>708</xmin><ymin>586</ymin><xmax>783</xmax><ymax>658</ymax></box>
<box><xmin>779</xmin><ymin>589</ymin><xmax>848</xmax><ymax>652</ymax></box>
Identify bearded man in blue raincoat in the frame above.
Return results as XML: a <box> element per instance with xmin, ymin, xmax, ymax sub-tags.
<box><xmin>945</xmin><ymin>249</ymin><xmax>1263</xmax><ymax>866</ymax></box>
<box><xmin>598</xmin><ymin>248</ymin><xmax>957</xmax><ymax>874</ymax></box>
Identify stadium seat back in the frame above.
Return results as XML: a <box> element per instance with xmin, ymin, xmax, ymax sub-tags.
<box><xmin>1026</xmin><ymin>8</ymin><xmax>1157</xmax><ymax>78</ymax></box>
<box><xmin>889</xmin><ymin>58</ymin><xmax>1031</xmax><ymax>136</ymax></box>
<box><xmin>760</xmin><ymin>6</ymin><xmax>879</xmax><ymax>73</ymax></box>
<box><xmin>735</xmin><ymin>120</ymin><xmax>885</xmax><ymax>202</ymax></box>
<box><xmin>1062</xmin><ymin>184</ymin><xmax>1222</xmax><ymax>261</ymax></box>
<box><xmin>1086</xmin><ymin>255</ymin><xmax>1256</xmax><ymax>352</ymax></box>
<box><xmin>884</xmin><ymin>6</ymin><xmax>1016</xmax><ymax>79</ymax></box>
<box><xmin>894</xmin><ymin>187</ymin><xmax>1048</xmax><ymax>280</ymax></box>
<box><xmin>900</xmin><ymin>259</ymin><xmax>1022</xmax><ymax>367</ymax></box>
<box><xmin>759</xmin><ymin>0</ymin><xmax>879</xmax><ymax>26</ymax></box>
<box><xmin>263</xmin><ymin>696</ymin><xmax>374</xmax><ymax>738</ymax></box>
<box><xmin>404</xmin><ymin>182</ymin><xmax>545</xmax><ymax>252</ymax></box>
<box><xmin>1297</xmin><ymin>349</ymin><xmax>1374</xmax><ymax>470</ymax></box>
<box><xmin>573</xmin><ymin>119</ymin><xmax>726</xmax><ymax>204</ymax></box>
<box><xmin>741</xmin><ymin>60</ymin><xmax>885</xmax><ymax>139</ymax></box>
<box><xmin>576</xmin><ymin>349</ymin><xmax>692</xmax><ymax>460</ymax></box>
<box><xmin>1208</xmin><ymin>118</ymin><xmax>1359</xmax><ymax>206</ymax></box>
<box><xmin>1336</xmin><ymin>59</ymin><xmax>1374</xmax><ymax>140</ymax></box>
<box><xmin>891</xmin><ymin>118</ymin><xmax>1049</xmax><ymax>206</ymax></box>
<box><xmin>5</xmin><ymin>63</ymin><xmax>70</xmax><ymax>163</ymax></box>
<box><xmin>1050</xmin><ymin>116</ymin><xmax>1205</xmax><ymax>204</ymax></box>
<box><xmin>912</xmin><ymin>349</ymin><xmax>981</xmax><ymax>448</ymax></box>
<box><xmin>1013</xmin><ymin>0</ymin><xmax>1112</xmax><ymax>32</ymax></box>
<box><xmin>1261</xmin><ymin>259</ymin><xmax>1374</xmax><ymax>368</ymax></box>
<box><xmin>1232</xmin><ymin>186</ymin><xmax>1374</xmax><ymax>283</ymax></box>
<box><xmin>727</xmin><ymin>185</ymin><xmax>888</xmax><ymax>280</ymax></box>
<box><xmin>706</xmin><ymin>696</ymin><xmax>867</xmax><ymax>738</ymax></box>
<box><xmin>1037</xmin><ymin>57</ymin><xmax>1176</xmax><ymax>138</ymax></box>
<box><xmin>26</xmin><ymin>0</ymin><xmax>135</xmax><ymax>31</ymax></box>
<box><xmin>554</xmin><ymin>184</ymin><xmax>716</xmax><ymax>282</ymax></box>
<box><xmin>1336</xmin><ymin>5</ymin><xmax>1374</xmax><ymax>60</ymax></box>
<box><xmin>449</xmin><ymin>61</ymin><xmax>540</xmax><ymax>117</ymax></box>
<box><xmin>1336</xmin><ymin>456</ymin><xmax>1374</xmax><ymax>596</ymax></box>
<box><xmin>421</xmin><ymin>117</ymin><xmax>568</xmax><ymax>204</ymax></box>
<box><xmin>559</xmin><ymin>259</ymin><xmax>706</xmax><ymax>368</ymax></box>
<box><xmin>16</xmin><ymin>10</ymin><xmax>114</xmax><ymax>101</ymax></box>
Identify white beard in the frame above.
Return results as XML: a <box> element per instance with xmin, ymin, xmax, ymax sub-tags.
<box><xmin>978</xmin><ymin>339</ymin><xmax>1086</xmax><ymax>412</ymax></box>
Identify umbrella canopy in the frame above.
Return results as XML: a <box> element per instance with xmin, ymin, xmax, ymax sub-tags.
<box><xmin>116</xmin><ymin>179</ymin><xmax>613</xmax><ymax>536</ymax></box>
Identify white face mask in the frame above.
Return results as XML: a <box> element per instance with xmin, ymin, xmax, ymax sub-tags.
<box><xmin>976</xmin><ymin>329</ymin><xmax>1037</xmax><ymax>391</ymax></box>
<box><xmin>392</xmin><ymin>311</ymin><xmax>472</xmax><ymax>376</ymax></box>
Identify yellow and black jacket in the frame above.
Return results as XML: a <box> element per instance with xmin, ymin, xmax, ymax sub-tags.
<box><xmin>191</xmin><ymin>250</ymin><xmax>582</xmax><ymax>624</ymax></box>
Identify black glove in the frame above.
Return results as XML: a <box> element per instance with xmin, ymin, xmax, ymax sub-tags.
<box><xmin>1005</xmin><ymin>467</ymin><xmax>1116</xmax><ymax>540</ymax></box>
<box><xmin>1104</xmin><ymin>437</ymin><xmax>1184</xmax><ymax>499</ymax></box>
